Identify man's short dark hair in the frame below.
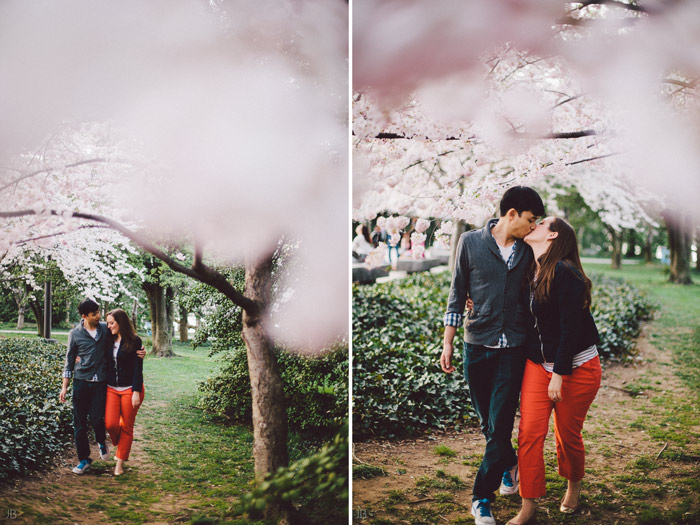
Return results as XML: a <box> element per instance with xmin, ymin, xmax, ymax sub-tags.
<box><xmin>78</xmin><ymin>299</ymin><xmax>100</xmax><ymax>316</ymax></box>
<box><xmin>499</xmin><ymin>186</ymin><xmax>545</xmax><ymax>217</ymax></box>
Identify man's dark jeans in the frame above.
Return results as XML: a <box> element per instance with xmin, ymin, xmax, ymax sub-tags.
<box><xmin>463</xmin><ymin>343</ymin><xmax>526</xmax><ymax>502</ymax></box>
<box><xmin>72</xmin><ymin>379</ymin><xmax>107</xmax><ymax>461</ymax></box>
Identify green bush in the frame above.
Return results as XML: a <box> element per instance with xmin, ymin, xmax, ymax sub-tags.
<box><xmin>353</xmin><ymin>270</ymin><xmax>654</xmax><ymax>439</ymax></box>
<box><xmin>590</xmin><ymin>273</ymin><xmax>655</xmax><ymax>360</ymax></box>
<box><xmin>198</xmin><ymin>344</ymin><xmax>348</xmax><ymax>436</ymax></box>
<box><xmin>353</xmin><ymin>272</ymin><xmax>474</xmax><ymax>439</ymax></box>
<box><xmin>237</xmin><ymin>421</ymin><xmax>348</xmax><ymax>524</ymax></box>
<box><xmin>0</xmin><ymin>338</ymin><xmax>73</xmax><ymax>480</ymax></box>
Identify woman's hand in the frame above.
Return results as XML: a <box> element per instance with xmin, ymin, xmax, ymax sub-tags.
<box><xmin>548</xmin><ymin>373</ymin><xmax>563</xmax><ymax>403</ymax></box>
<box><xmin>132</xmin><ymin>390</ymin><xmax>142</xmax><ymax>409</ymax></box>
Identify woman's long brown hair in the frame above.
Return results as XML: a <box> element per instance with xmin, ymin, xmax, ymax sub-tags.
<box><xmin>532</xmin><ymin>217</ymin><xmax>592</xmax><ymax>308</ymax></box>
<box><xmin>107</xmin><ymin>308</ymin><xmax>139</xmax><ymax>353</ymax></box>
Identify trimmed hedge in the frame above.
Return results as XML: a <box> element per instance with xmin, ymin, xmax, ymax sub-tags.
<box><xmin>0</xmin><ymin>338</ymin><xmax>73</xmax><ymax>480</ymax></box>
<box><xmin>353</xmin><ymin>270</ymin><xmax>654</xmax><ymax>440</ymax></box>
<box><xmin>198</xmin><ymin>344</ymin><xmax>348</xmax><ymax>437</ymax></box>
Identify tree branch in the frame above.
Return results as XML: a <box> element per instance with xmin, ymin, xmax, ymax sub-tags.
<box><xmin>15</xmin><ymin>224</ymin><xmax>109</xmax><ymax>246</ymax></box>
<box><xmin>0</xmin><ymin>158</ymin><xmax>136</xmax><ymax>193</ymax></box>
<box><xmin>0</xmin><ymin>209</ymin><xmax>260</xmax><ymax>315</ymax></box>
<box><xmin>512</xmin><ymin>129</ymin><xmax>597</xmax><ymax>139</ymax></box>
<box><xmin>663</xmin><ymin>78</ymin><xmax>697</xmax><ymax>89</ymax></box>
<box><xmin>369</xmin><ymin>129</ymin><xmax>596</xmax><ymax>140</ymax></box>
<box><xmin>566</xmin><ymin>152</ymin><xmax>618</xmax><ymax>166</ymax></box>
<box><xmin>573</xmin><ymin>0</ymin><xmax>648</xmax><ymax>13</ymax></box>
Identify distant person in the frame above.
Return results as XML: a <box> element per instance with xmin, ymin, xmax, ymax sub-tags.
<box><xmin>104</xmin><ymin>308</ymin><xmax>145</xmax><ymax>476</ymax></box>
<box><xmin>370</xmin><ymin>224</ymin><xmax>386</xmax><ymax>247</ymax></box>
<box><xmin>352</xmin><ymin>224</ymin><xmax>373</xmax><ymax>262</ymax></box>
<box><xmin>60</xmin><ymin>299</ymin><xmax>145</xmax><ymax>475</ymax></box>
<box><xmin>506</xmin><ymin>217</ymin><xmax>601</xmax><ymax>524</ymax></box>
<box><xmin>440</xmin><ymin>186</ymin><xmax>544</xmax><ymax>525</ymax></box>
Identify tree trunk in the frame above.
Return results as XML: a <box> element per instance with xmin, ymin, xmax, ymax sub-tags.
<box><xmin>643</xmin><ymin>227</ymin><xmax>654</xmax><ymax>264</ymax></box>
<box><xmin>625</xmin><ymin>229</ymin><xmax>637</xmax><ymax>258</ymax></box>
<box><xmin>66</xmin><ymin>300</ymin><xmax>71</xmax><ymax>325</ymax></box>
<box><xmin>132</xmin><ymin>299</ymin><xmax>139</xmax><ymax>330</ymax></box>
<box><xmin>666</xmin><ymin>214</ymin><xmax>693</xmax><ymax>284</ymax></box>
<box><xmin>13</xmin><ymin>289</ymin><xmax>27</xmax><ymax>330</ymax></box>
<box><xmin>143</xmin><ymin>282</ymin><xmax>174</xmax><ymax>357</ymax></box>
<box><xmin>166</xmin><ymin>286</ymin><xmax>175</xmax><ymax>338</ymax></box>
<box><xmin>447</xmin><ymin>220</ymin><xmax>467</xmax><ymax>272</ymax></box>
<box><xmin>696</xmin><ymin>230</ymin><xmax>700</xmax><ymax>272</ymax></box>
<box><xmin>606</xmin><ymin>225</ymin><xmax>621</xmax><ymax>269</ymax></box>
<box><xmin>29</xmin><ymin>299</ymin><xmax>43</xmax><ymax>338</ymax></box>
<box><xmin>16</xmin><ymin>305</ymin><xmax>25</xmax><ymax>330</ymax></box>
<box><xmin>178</xmin><ymin>304</ymin><xmax>189</xmax><ymax>342</ymax></box>
<box><xmin>241</xmin><ymin>253</ymin><xmax>291</xmax><ymax>522</ymax></box>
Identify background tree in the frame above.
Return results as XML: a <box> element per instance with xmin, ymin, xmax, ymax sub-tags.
<box><xmin>353</xmin><ymin>1</ymin><xmax>700</xmax><ymax>279</ymax></box>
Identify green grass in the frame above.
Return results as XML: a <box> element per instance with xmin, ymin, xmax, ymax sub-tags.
<box><xmin>433</xmin><ymin>444</ymin><xmax>456</xmax><ymax>458</ymax></box>
<box><xmin>353</xmin><ymin>463</ymin><xmax>387</xmax><ymax>480</ymax></box>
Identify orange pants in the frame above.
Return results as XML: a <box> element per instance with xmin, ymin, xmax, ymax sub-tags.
<box><xmin>105</xmin><ymin>385</ymin><xmax>144</xmax><ymax>461</ymax></box>
<box><xmin>517</xmin><ymin>357</ymin><xmax>601</xmax><ymax>498</ymax></box>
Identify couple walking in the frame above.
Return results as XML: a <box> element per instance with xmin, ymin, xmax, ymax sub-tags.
<box><xmin>59</xmin><ymin>299</ymin><xmax>146</xmax><ymax>476</ymax></box>
<box><xmin>441</xmin><ymin>186</ymin><xmax>602</xmax><ymax>524</ymax></box>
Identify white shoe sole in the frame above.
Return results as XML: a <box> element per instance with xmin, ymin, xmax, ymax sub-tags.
<box><xmin>471</xmin><ymin>506</ymin><xmax>496</xmax><ymax>525</ymax></box>
<box><xmin>499</xmin><ymin>484</ymin><xmax>519</xmax><ymax>495</ymax></box>
<box><xmin>72</xmin><ymin>464</ymin><xmax>91</xmax><ymax>474</ymax></box>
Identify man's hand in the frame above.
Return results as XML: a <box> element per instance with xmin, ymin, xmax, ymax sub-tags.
<box><xmin>548</xmin><ymin>373</ymin><xmax>563</xmax><ymax>402</ymax></box>
<box><xmin>441</xmin><ymin>325</ymin><xmax>458</xmax><ymax>374</ymax></box>
<box><xmin>136</xmin><ymin>346</ymin><xmax>146</xmax><ymax>360</ymax></box>
<box><xmin>132</xmin><ymin>390</ymin><xmax>142</xmax><ymax>409</ymax></box>
<box><xmin>440</xmin><ymin>343</ymin><xmax>456</xmax><ymax>373</ymax></box>
<box><xmin>59</xmin><ymin>387</ymin><xmax>68</xmax><ymax>403</ymax></box>
<box><xmin>466</xmin><ymin>298</ymin><xmax>474</xmax><ymax>312</ymax></box>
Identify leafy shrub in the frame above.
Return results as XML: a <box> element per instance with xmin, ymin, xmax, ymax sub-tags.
<box><xmin>353</xmin><ymin>272</ymin><xmax>474</xmax><ymax>439</ymax></box>
<box><xmin>237</xmin><ymin>420</ymin><xmax>348</xmax><ymax>524</ymax></box>
<box><xmin>353</xmin><ymin>270</ymin><xmax>654</xmax><ymax>439</ymax></box>
<box><xmin>590</xmin><ymin>273</ymin><xmax>655</xmax><ymax>360</ymax></box>
<box><xmin>0</xmin><ymin>338</ymin><xmax>73</xmax><ymax>480</ymax></box>
<box><xmin>198</xmin><ymin>344</ymin><xmax>348</xmax><ymax>436</ymax></box>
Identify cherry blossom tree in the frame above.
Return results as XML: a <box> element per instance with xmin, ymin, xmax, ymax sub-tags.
<box><xmin>354</xmin><ymin>1</ymin><xmax>700</xmax><ymax>282</ymax></box>
<box><xmin>0</xmin><ymin>1</ymin><xmax>347</xmax><ymax>519</ymax></box>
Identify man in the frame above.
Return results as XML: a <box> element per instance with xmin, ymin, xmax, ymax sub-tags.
<box><xmin>440</xmin><ymin>186</ymin><xmax>544</xmax><ymax>525</ymax></box>
<box><xmin>59</xmin><ymin>299</ymin><xmax>145</xmax><ymax>474</ymax></box>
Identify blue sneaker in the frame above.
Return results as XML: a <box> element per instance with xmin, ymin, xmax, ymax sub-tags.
<box><xmin>471</xmin><ymin>498</ymin><xmax>496</xmax><ymax>525</ymax></box>
<box><xmin>99</xmin><ymin>442</ymin><xmax>109</xmax><ymax>461</ymax></box>
<box><xmin>500</xmin><ymin>463</ymin><xmax>519</xmax><ymax>495</ymax></box>
<box><xmin>72</xmin><ymin>459</ymin><xmax>92</xmax><ymax>474</ymax></box>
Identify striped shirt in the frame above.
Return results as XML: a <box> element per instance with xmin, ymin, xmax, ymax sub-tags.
<box><xmin>541</xmin><ymin>344</ymin><xmax>599</xmax><ymax>373</ymax></box>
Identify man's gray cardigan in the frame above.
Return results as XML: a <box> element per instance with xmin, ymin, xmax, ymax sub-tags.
<box><xmin>62</xmin><ymin>320</ymin><xmax>111</xmax><ymax>381</ymax></box>
<box><xmin>444</xmin><ymin>219</ymin><xmax>533</xmax><ymax>346</ymax></box>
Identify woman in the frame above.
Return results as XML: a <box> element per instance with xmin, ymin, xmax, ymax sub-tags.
<box><xmin>105</xmin><ymin>308</ymin><xmax>145</xmax><ymax>476</ymax></box>
<box><xmin>352</xmin><ymin>224</ymin><xmax>373</xmax><ymax>262</ymax></box>
<box><xmin>507</xmin><ymin>217</ymin><xmax>601</xmax><ymax>525</ymax></box>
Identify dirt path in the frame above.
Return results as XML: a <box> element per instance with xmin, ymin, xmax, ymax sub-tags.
<box><xmin>1</xmin><ymin>420</ymin><xmax>150</xmax><ymax>524</ymax></box>
<box><xmin>0</xmin><ymin>415</ymin><xmax>200</xmax><ymax>524</ymax></box>
<box><xmin>352</xmin><ymin>326</ymin><xmax>700</xmax><ymax>524</ymax></box>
